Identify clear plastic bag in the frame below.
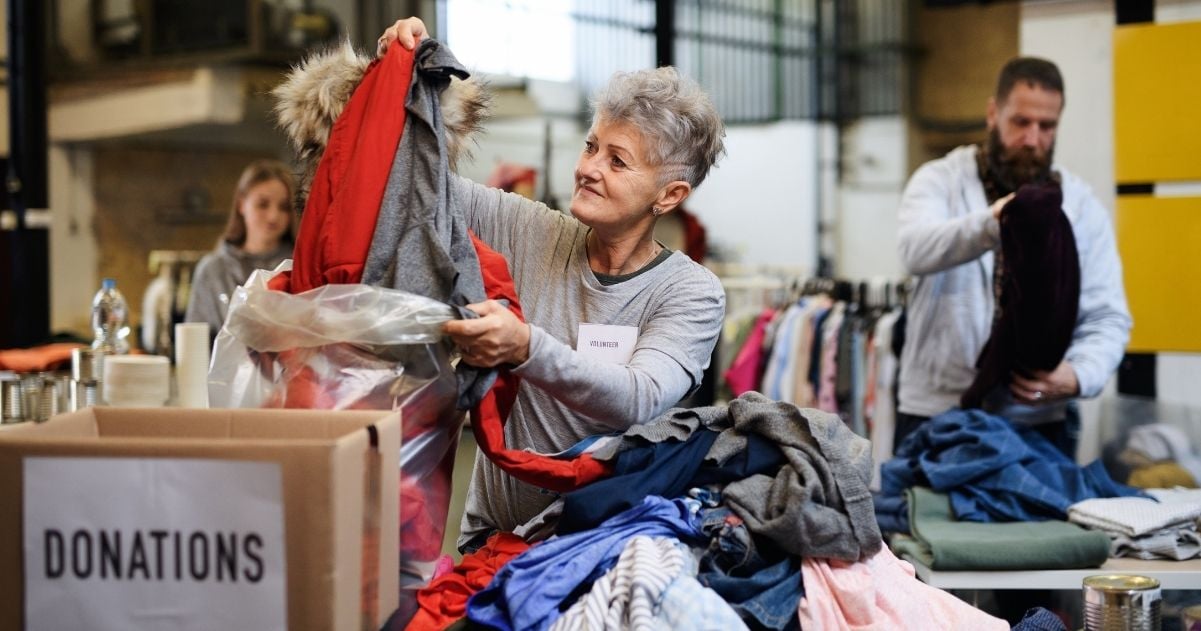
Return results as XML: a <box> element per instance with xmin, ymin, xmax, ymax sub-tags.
<box><xmin>209</xmin><ymin>262</ymin><xmax>464</xmax><ymax>589</ymax></box>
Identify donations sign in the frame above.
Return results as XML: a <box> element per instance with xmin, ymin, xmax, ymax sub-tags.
<box><xmin>23</xmin><ymin>457</ymin><xmax>286</xmax><ymax>631</ymax></box>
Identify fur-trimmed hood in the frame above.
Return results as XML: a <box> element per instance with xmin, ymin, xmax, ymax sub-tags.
<box><xmin>272</xmin><ymin>40</ymin><xmax>490</xmax><ymax>208</ymax></box>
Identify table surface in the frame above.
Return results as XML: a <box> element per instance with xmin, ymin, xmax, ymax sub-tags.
<box><xmin>906</xmin><ymin>556</ymin><xmax>1201</xmax><ymax>590</ymax></box>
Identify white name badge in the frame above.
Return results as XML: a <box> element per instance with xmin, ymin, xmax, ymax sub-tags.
<box><xmin>577</xmin><ymin>323</ymin><xmax>639</xmax><ymax>364</ymax></box>
<box><xmin>24</xmin><ymin>457</ymin><xmax>286</xmax><ymax>631</ymax></box>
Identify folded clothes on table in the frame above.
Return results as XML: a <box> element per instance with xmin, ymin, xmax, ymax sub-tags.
<box><xmin>1111</xmin><ymin>527</ymin><xmax>1201</xmax><ymax>561</ymax></box>
<box><xmin>892</xmin><ymin>486</ymin><xmax>1110</xmax><ymax>571</ymax></box>
<box><xmin>1067</xmin><ymin>495</ymin><xmax>1201</xmax><ymax>538</ymax></box>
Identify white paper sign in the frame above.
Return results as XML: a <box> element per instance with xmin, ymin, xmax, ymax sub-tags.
<box><xmin>23</xmin><ymin>457</ymin><xmax>286</xmax><ymax>631</ymax></box>
<box><xmin>577</xmin><ymin>323</ymin><xmax>639</xmax><ymax>364</ymax></box>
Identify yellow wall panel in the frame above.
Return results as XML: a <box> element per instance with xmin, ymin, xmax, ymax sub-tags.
<box><xmin>1116</xmin><ymin>196</ymin><xmax>1201</xmax><ymax>352</ymax></box>
<box><xmin>1114</xmin><ymin>21</ymin><xmax>1201</xmax><ymax>183</ymax></box>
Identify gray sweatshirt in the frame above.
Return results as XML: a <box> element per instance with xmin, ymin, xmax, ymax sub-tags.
<box><xmin>186</xmin><ymin>240</ymin><xmax>293</xmax><ymax>335</ymax></box>
<box><xmin>896</xmin><ymin>145</ymin><xmax>1131</xmax><ymax>422</ymax></box>
<box><xmin>450</xmin><ymin>176</ymin><xmax>725</xmax><ymax>542</ymax></box>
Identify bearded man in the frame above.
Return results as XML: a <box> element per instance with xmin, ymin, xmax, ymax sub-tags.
<box><xmin>892</xmin><ymin>57</ymin><xmax>1132</xmax><ymax>459</ymax></box>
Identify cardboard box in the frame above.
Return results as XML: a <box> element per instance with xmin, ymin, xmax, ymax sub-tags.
<box><xmin>0</xmin><ymin>406</ymin><xmax>399</xmax><ymax>631</ymax></box>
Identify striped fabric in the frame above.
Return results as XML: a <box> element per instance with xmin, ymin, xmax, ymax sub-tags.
<box><xmin>549</xmin><ymin>536</ymin><xmax>689</xmax><ymax>631</ymax></box>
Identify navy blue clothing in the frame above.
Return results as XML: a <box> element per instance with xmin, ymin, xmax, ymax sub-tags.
<box><xmin>697</xmin><ymin>506</ymin><xmax>803</xmax><ymax>631</ymax></box>
<box><xmin>880</xmin><ymin>409</ymin><xmax>1141</xmax><ymax>522</ymax></box>
<box><xmin>1011</xmin><ymin>607</ymin><xmax>1068</xmax><ymax>631</ymax></box>
<box><xmin>808</xmin><ymin>307</ymin><xmax>831</xmax><ymax>395</ymax></box>
<box><xmin>872</xmin><ymin>491</ymin><xmax>910</xmax><ymax>534</ymax></box>
<box><xmin>557</xmin><ymin>430</ymin><xmax>786</xmax><ymax>535</ymax></box>
<box><xmin>693</xmin><ymin>433</ymin><xmax>788</xmax><ymax>486</ymax></box>
<box><xmin>557</xmin><ymin>429</ymin><xmax>718</xmax><ymax>534</ymax></box>
<box><xmin>466</xmin><ymin>497</ymin><xmax>703</xmax><ymax>631</ymax></box>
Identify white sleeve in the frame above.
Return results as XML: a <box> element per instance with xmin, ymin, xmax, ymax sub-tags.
<box><xmin>897</xmin><ymin>161</ymin><xmax>1001</xmax><ymax>275</ymax></box>
<box><xmin>1065</xmin><ymin>194</ymin><xmax>1133</xmax><ymax>398</ymax></box>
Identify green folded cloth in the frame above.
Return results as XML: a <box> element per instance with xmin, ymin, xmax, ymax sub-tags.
<box><xmin>891</xmin><ymin>486</ymin><xmax>1110</xmax><ymax>571</ymax></box>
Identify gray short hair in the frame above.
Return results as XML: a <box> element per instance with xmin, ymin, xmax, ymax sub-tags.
<box><xmin>590</xmin><ymin>66</ymin><xmax>726</xmax><ymax>188</ymax></box>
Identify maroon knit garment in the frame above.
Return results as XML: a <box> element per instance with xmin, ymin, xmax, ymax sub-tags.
<box><xmin>960</xmin><ymin>183</ymin><xmax>1080</xmax><ymax>409</ymax></box>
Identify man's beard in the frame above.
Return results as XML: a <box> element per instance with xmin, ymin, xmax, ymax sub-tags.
<box><xmin>980</xmin><ymin>127</ymin><xmax>1056</xmax><ymax>198</ymax></box>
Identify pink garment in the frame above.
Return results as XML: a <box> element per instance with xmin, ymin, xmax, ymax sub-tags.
<box><xmin>724</xmin><ymin>308</ymin><xmax>777</xmax><ymax>396</ymax></box>
<box><xmin>799</xmin><ymin>547</ymin><xmax>1007</xmax><ymax>631</ymax></box>
<box><xmin>816</xmin><ymin>304</ymin><xmax>844</xmax><ymax>413</ymax></box>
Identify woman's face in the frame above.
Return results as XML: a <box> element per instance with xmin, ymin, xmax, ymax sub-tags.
<box><xmin>239</xmin><ymin>179</ymin><xmax>291</xmax><ymax>245</ymax></box>
<box><xmin>570</xmin><ymin>118</ymin><xmax>664</xmax><ymax>234</ymax></box>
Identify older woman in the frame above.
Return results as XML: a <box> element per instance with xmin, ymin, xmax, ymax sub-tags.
<box><xmin>381</xmin><ymin>18</ymin><xmax>727</xmax><ymax>548</ymax></box>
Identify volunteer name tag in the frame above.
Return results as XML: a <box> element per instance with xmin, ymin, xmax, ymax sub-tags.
<box><xmin>23</xmin><ymin>457</ymin><xmax>286</xmax><ymax>631</ymax></box>
<box><xmin>577</xmin><ymin>323</ymin><xmax>639</xmax><ymax>364</ymax></box>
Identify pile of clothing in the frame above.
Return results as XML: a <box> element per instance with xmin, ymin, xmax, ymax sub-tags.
<box><xmin>409</xmin><ymin>393</ymin><xmax>1007</xmax><ymax>630</ymax></box>
<box><xmin>876</xmin><ymin>409</ymin><xmax>1143</xmax><ymax>571</ymax></box>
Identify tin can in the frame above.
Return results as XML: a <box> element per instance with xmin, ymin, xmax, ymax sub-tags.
<box><xmin>1182</xmin><ymin>604</ymin><xmax>1201</xmax><ymax>631</ymax></box>
<box><xmin>19</xmin><ymin>374</ymin><xmax>61</xmax><ymax>422</ymax></box>
<box><xmin>1</xmin><ymin>377</ymin><xmax>24</xmax><ymax>423</ymax></box>
<box><xmin>70</xmin><ymin>379</ymin><xmax>100</xmax><ymax>411</ymax></box>
<box><xmin>71</xmin><ymin>348</ymin><xmax>106</xmax><ymax>382</ymax></box>
<box><xmin>1083</xmin><ymin>575</ymin><xmax>1161</xmax><ymax>631</ymax></box>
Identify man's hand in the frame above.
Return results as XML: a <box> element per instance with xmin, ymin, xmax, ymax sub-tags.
<box><xmin>442</xmin><ymin>300</ymin><xmax>531</xmax><ymax>368</ymax></box>
<box><xmin>1010</xmin><ymin>360</ymin><xmax>1080</xmax><ymax>405</ymax></box>
<box><xmin>377</xmin><ymin>17</ymin><xmax>428</xmax><ymax>56</ymax></box>
<box><xmin>991</xmin><ymin>192</ymin><xmax>1016</xmax><ymax>220</ymax></box>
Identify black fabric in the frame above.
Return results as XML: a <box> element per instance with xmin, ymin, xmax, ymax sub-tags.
<box><xmin>808</xmin><ymin>308</ymin><xmax>832</xmax><ymax>396</ymax></box>
<box><xmin>961</xmin><ymin>183</ymin><xmax>1080</xmax><ymax>409</ymax></box>
<box><xmin>893</xmin><ymin>412</ymin><xmax>930</xmax><ymax>453</ymax></box>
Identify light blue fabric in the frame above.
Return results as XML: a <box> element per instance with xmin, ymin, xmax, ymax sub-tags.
<box><xmin>764</xmin><ymin>302</ymin><xmax>804</xmax><ymax>400</ymax></box>
<box><xmin>654</xmin><ymin>574</ymin><xmax>750</xmax><ymax>631</ymax></box>
<box><xmin>466</xmin><ymin>496</ymin><xmax>703</xmax><ymax>631</ymax></box>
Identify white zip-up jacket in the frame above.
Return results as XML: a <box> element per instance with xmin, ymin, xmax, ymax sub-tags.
<box><xmin>896</xmin><ymin>145</ymin><xmax>1132</xmax><ymax>422</ymax></box>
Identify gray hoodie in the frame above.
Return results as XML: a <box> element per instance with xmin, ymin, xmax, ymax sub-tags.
<box><xmin>186</xmin><ymin>240</ymin><xmax>293</xmax><ymax>335</ymax></box>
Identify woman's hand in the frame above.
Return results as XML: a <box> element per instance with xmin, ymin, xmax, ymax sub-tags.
<box><xmin>443</xmin><ymin>300</ymin><xmax>531</xmax><ymax>368</ymax></box>
<box><xmin>377</xmin><ymin>17</ymin><xmax>428</xmax><ymax>56</ymax></box>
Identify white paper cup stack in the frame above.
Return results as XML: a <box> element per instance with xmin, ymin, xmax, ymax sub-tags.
<box><xmin>102</xmin><ymin>355</ymin><xmax>170</xmax><ymax>407</ymax></box>
<box><xmin>174</xmin><ymin>323</ymin><xmax>211</xmax><ymax>408</ymax></box>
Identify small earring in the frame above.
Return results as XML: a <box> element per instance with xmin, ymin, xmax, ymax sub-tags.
<box><xmin>652</xmin><ymin>207</ymin><xmax>662</xmax><ymax>216</ymax></box>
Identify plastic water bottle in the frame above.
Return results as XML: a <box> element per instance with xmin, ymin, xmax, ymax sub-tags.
<box><xmin>91</xmin><ymin>278</ymin><xmax>131</xmax><ymax>354</ymax></box>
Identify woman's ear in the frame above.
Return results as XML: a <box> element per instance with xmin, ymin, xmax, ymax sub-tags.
<box><xmin>654</xmin><ymin>180</ymin><xmax>692</xmax><ymax>216</ymax></box>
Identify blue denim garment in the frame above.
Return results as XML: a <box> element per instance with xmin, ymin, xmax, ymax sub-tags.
<box><xmin>699</xmin><ymin>555</ymin><xmax>802</xmax><ymax>631</ymax></box>
<box><xmin>655</xmin><ymin>574</ymin><xmax>749</xmax><ymax>630</ymax></box>
<box><xmin>881</xmin><ymin>408</ymin><xmax>1143</xmax><ymax>522</ymax></box>
<box><xmin>698</xmin><ymin>506</ymin><xmax>764</xmax><ymax>574</ymax></box>
<box><xmin>873</xmin><ymin>491</ymin><xmax>910</xmax><ymax>534</ymax></box>
<box><xmin>696</xmin><ymin>507</ymin><xmax>803</xmax><ymax>630</ymax></box>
